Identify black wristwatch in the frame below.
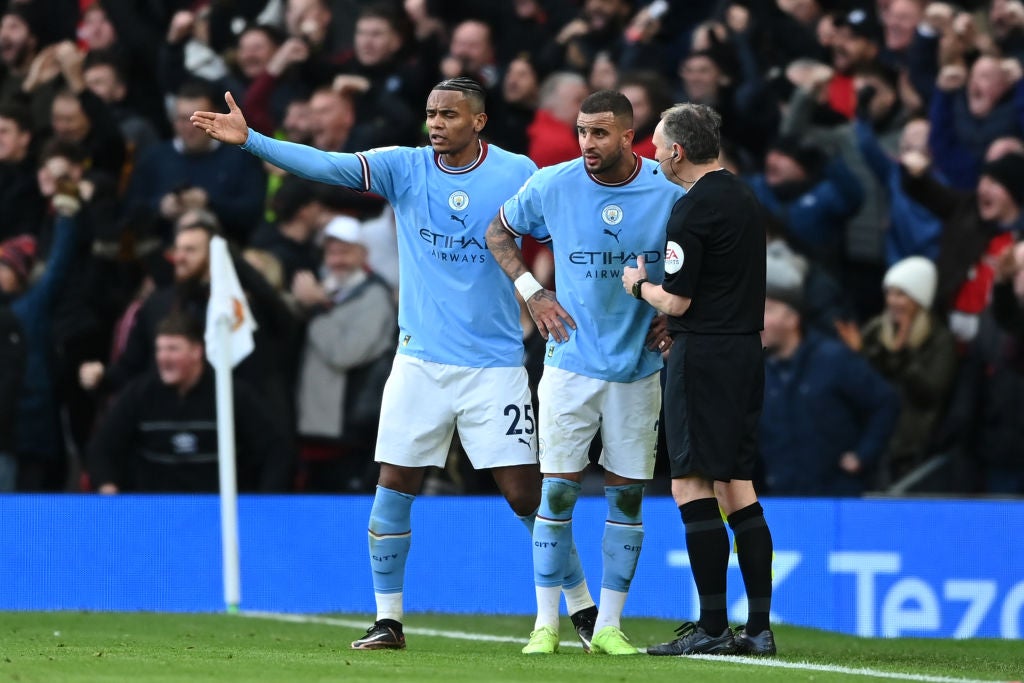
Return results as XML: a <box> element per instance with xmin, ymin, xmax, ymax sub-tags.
<box><xmin>631</xmin><ymin>278</ymin><xmax>648</xmax><ymax>299</ymax></box>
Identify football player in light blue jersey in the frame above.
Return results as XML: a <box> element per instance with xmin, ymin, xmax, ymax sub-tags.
<box><xmin>487</xmin><ymin>90</ymin><xmax>685</xmax><ymax>656</ymax></box>
<box><xmin>191</xmin><ymin>79</ymin><xmax>597</xmax><ymax>651</ymax></box>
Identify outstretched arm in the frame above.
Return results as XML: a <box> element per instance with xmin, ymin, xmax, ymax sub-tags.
<box><xmin>192</xmin><ymin>91</ymin><xmax>376</xmax><ymax>192</ymax></box>
<box><xmin>485</xmin><ymin>215</ymin><xmax>575</xmax><ymax>342</ymax></box>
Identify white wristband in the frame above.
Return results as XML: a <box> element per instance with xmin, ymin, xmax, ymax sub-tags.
<box><xmin>514</xmin><ymin>272</ymin><xmax>543</xmax><ymax>301</ymax></box>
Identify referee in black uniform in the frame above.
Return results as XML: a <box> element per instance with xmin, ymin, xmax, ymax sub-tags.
<box><xmin>622</xmin><ymin>103</ymin><xmax>776</xmax><ymax>657</ymax></box>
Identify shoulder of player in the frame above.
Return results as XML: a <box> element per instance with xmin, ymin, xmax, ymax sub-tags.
<box><xmin>528</xmin><ymin>158</ymin><xmax>583</xmax><ymax>185</ymax></box>
<box><xmin>357</xmin><ymin>145</ymin><xmax>421</xmax><ymax>162</ymax></box>
<box><xmin>483</xmin><ymin>143</ymin><xmax>539</xmax><ymax>174</ymax></box>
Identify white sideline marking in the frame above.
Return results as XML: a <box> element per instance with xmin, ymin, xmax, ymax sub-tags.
<box><xmin>242</xmin><ymin>610</ymin><xmax>581</xmax><ymax>647</ymax></box>
<box><xmin>240</xmin><ymin>611</ymin><xmax>1006</xmax><ymax>683</ymax></box>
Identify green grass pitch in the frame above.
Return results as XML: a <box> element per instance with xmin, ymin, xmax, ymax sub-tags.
<box><xmin>1</xmin><ymin>611</ymin><xmax>1020</xmax><ymax>683</ymax></box>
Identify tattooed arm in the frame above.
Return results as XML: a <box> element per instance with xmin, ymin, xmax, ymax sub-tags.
<box><xmin>486</xmin><ymin>215</ymin><xmax>576</xmax><ymax>342</ymax></box>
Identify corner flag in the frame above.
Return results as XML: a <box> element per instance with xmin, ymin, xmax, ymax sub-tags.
<box><xmin>204</xmin><ymin>235</ymin><xmax>257</xmax><ymax>613</ymax></box>
<box><xmin>205</xmin><ymin>236</ymin><xmax>257</xmax><ymax>366</ymax></box>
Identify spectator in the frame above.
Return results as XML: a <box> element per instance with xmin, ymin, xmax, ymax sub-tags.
<box><xmin>75</xmin><ymin>0</ymin><xmax>167</xmax><ymax>130</ymax></box>
<box><xmin>527</xmin><ymin>71</ymin><xmax>589</xmax><ymax>167</ymax></box>
<box><xmin>767</xmin><ymin>235</ymin><xmax>854</xmax><ymax>339</ymax></box>
<box><xmin>901</xmin><ymin>148</ymin><xmax>1024</xmax><ymax>343</ymax></box>
<box><xmin>929</xmin><ymin>56</ymin><xmax>1024</xmax><ymax>190</ymax></box>
<box><xmin>486</xmin><ymin>53</ymin><xmax>541</xmax><ymax>154</ymax></box>
<box><xmin>786</xmin><ymin>60</ymin><xmax>912</xmax><ymax>316</ymax></box>
<box><xmin>854</xmin><ymin>257</ymin><xmax>957</xmax><ymax>486</ymax></box>
<box><xmin>441</xmin><ymin>20</ymin><xmax>499</xmax><ymax>91</ymax></box>
<box><xmin>293</xmin><ymin>216</ymin><xmax>396</xmax><ymax>491</ymax></box>
<box><xmin>589</xmin><ymin>49</ymin><xmax>618</xmax><ymax>91</ymax></box>
<box><xmin>339</xmin><ymin>2</ymin><xmax>435</xmax><ymax>114</ymax></box>
<box><xmin>242</xmin><ymin>32</ymin><xmax>315</xmax><ymax>136</ymax></box>
<box><xmin>548</xmin><ymin>0</ymin><xmax>633</xmax><ymax>73</ymax></box>
<box><xmin>493</xmin><ymin>0</ymin><xmax>576</xmax><ymax>71</ymax></box>
<box><xmin>682</xmin><ymin>10</ymin><xmax>780</xmax><ymax>160</ymax></box>
<box><xmin>616</xmin><ymin>70</ymin><xmax>672</xmax><ymax>159</ymax></box>
<box><xmin>125</xmin><ymin>80</ymin><xmax>267</xmax><ymax>244</ymax></box>
<box><xmin>48</xmin><ymin>83</ymin><xmax>126</xmax><ymax>182</ymax></box>
<box><xmin>0</xmin><ymin>242</ymin><xmax>27</xmax><ymax>492</ymax></box>
<box><xmin>760</xmin><ymin>259</ymin><xmax>900</xmax><ymax>496</ymax></box>
<box><xmin>856</xmin><ymin>113</ymin><xmax>944</xmax><ymax>265</ymax></box>
<box><xmin>990</xmin><ymin>0</ymin><xmax>1024</xmax><ymax>62</ymax></box>
<box><xmin>86</xmin><ymin>313</ymin><xmax>293</xmax><ymax>494</ymax></box>
<box><xmin>79</xmin><ymin>211</ymin><xmax>298</xmax><ymax>427</ymax></box>
<box><xmin>1</xmin><ymin>180</ymin><xmax>81</xmax><ymax>490</ymax></box>
<box><xmin>249</xmin><ymin>175</ymin><xmax>327</xmax><ymax>286</ymax></box>
<box><xmin>943</xmin><ymin>243</ymin><xmax>1024</xmax><ymax>494</ymax></box>
<box><xmin>159</xmin><ymin>8</ymin><xmax>234</xmax><ymax>98</ymax></box>
<box><xmin>0</xmin><ymin>102</ymin><xmax>45</xmax><ymax>239</ymax></box>
<box><xmin>825</xmin><ymin>8</ymin><xmax>884</xmax><ymax>119</ymax></box>
<box><xmin>309</xmin><ymin>84</ymin><xmax>359</xmax><ymax>151</ymax></box>
<box><xmin>0</xmin><ymin>3</ymin><xmax>41</xmax><ymax>104</ymax></box>
<box><xmin>747</xmin><ymin>135</ymin><xmax>864</xmax><ymax>268</ymax></box>
<box><xmin>879</xmin><ymin>0</ymin><xmax>923</xmax><ymax>68</ymax></box>
<box><xmin>82</xmin><ymin>50</ymin><xmax>160</xmax><ymax>159</ymax></box>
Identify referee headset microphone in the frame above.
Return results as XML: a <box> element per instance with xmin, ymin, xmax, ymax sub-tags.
<box><xmin>653</xmin><ymin>150</ymin><xmax>678</xmax><ymax>175</ymax></box>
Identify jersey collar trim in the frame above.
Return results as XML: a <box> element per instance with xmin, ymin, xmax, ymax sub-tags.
<box><xmin>586</xmin><ymin>153</ymin><xmax>642</xmax><ymax>187</ymax></box>
<box><xmin>435</xmin><ymin>141</ymin><xmax>488</xmax><ymax>174</ymax></box>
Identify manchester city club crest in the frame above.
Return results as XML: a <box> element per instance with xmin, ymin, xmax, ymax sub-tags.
<box><xmin>601</xmin><ymin>204</ymin><xmax>623</xmax><ymax>225</ymax></box>
<box><xmin>448</xmin><ymin>190</ymin><xmax>470</xmax><ymax>211</ymax></box>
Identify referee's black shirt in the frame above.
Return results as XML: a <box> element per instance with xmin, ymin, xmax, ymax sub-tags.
<box><xmin>661</xmin><ymin>169</ymin><xmax>766</xmax><ymax>335</ymax></box>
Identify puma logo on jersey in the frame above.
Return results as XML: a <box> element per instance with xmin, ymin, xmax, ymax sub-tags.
<box><xmin>603</xmin><ymin>227</ymin><xmax>622</xmax><ymax>242</ymax></box>
<box><xmin>450</xmin><ymin>214</ymin><xmax>467</xmax><ymax>228</ymax></box>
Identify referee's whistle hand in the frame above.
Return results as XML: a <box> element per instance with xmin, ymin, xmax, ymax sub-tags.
<box><xmin>622</xmin><ymin>254</ymin><xmax>648</xmax><ymax>293</ymax></box>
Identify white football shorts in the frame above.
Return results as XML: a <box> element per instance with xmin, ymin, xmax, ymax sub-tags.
<box><xmin>536</xmin><ymin>365</ymin><xmax>661</xmax><ymax>480</ymax></box>
<box><xmin>374</xmin><ymin>354</ymin><xmax>538</xmax><ymax>469</ymax></box>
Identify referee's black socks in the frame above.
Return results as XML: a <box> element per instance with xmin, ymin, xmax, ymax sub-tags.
<box><xmin>727</xmin><ymin>501</ymin><xmax>773</xmax><ymax>635</ymax></box>
<box><xmin>680</xmin><ymin>497</ymin><xmax>729</xmax><ymax>635</ymax></box>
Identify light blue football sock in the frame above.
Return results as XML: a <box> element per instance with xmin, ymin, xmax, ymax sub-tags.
<box><xmin>518</xmin><ymin>509</ymin><xmax>588</xmax><ymax>591</ymax></box>
<box><xmin>532</xmin><ymin>478</ymin><xmax>580</xmax><ymax>588</ymax></box>
<box><xmin>367</xmin><ymin>485</ymin><xmax>414</xmax><ymax>595</ymax></box>
<box><xmin>601</xmin><ymin>484</ymin><xmax>645</xmax><ymax>592</ymax></box>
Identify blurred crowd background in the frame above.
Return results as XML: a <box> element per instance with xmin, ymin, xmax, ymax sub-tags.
<box><xmin>2</xmin><ymin>0</ymin><xmax>1024</xmax><ymax>497</ymax></box>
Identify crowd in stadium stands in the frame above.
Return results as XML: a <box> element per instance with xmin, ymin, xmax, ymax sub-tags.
<box><xmin>2</xmin><ymin>0</ymin><xmax>1024</xmax><ymax>496</ymax></box>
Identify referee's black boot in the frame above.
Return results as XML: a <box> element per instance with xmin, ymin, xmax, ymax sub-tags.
<box><xmin>646</xmin><ymin>622</ymin><xmax>736</xmax><ymax>656</ymax></box>
<box><xmin>734</xmin><ymin>627</ymin><xmax>776</xmax><ymax>656</ymax></box>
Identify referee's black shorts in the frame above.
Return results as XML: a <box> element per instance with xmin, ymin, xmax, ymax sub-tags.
<box><xmin>664</xmin><ymin>332</ymin><xmax>764</xmax><ymax>482</ymax></box>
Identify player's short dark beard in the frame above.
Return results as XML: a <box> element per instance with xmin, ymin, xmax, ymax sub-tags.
<box><xmin>590</xmin><ymin>148</ymin><xmax>624</xmax><ymax>175</ymax></box>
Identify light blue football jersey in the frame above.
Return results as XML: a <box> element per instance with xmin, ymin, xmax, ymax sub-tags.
<box><xmin>500</xmin><ymin>155</ymin><xmax>685</xmax><ymax>382</ymax></box>
<box><xmin>242</xmin><ymin>130</ymin><xmax>537</xmax><ymax>368</ymax></box>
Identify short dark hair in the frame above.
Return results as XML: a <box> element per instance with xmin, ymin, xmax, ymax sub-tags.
<box><xmin>272</xmin><ymin>175</ymin><xmax>322</xmax><ymax>222</ymax></box>
<box><xmin>82</xmin><ymin>48</ymin><xmax>126</xmax><ymax>80</ymax></box>
<box><xmin>661</xmin><ymin>103</ymin><xmax>721</xmax><ymax>164</ymax></box>
<box><xmin>433</xmin><ymin>76</ymin><xmax>486</xmax><ymax>113</ymax></box>
<box><xmin>359</xmin><ymin>1</ymin><xmax>408</xmax><ymax>36</ymax></box>
<box><xmin>852</xmin><ymin>61</ymin><xmax>899</xmax><ymax>91</ymax></box>
<box><xmin>176</xmin><ymin>79</ymin><xmax>217</xmax><ymax>107</ymax></box>
<box><xmin>238</xmin><ymin>23</ymin><xmax>285</xmax><ymax>47</ymax></box>
<box><xmin>0</xmin><ymin>101</ymin><xmax>31</xmax><ymax>132</ymax></box>
<box><xmin>580</xmin><ymin>89</ymin><xmax>633</xmax><ymax>127</ymax></box>
<box><xmin>616</xmin><ymin>70</ymin><xmax>673</xmax><ymax>127</ymax></box>
<box><xmin>38</xmin><ymin>139</ymin><xmax>88</xmax><ymax>167</ymax></box>
<box><xmin>156</xmin><ymin>312</ymin><xmax>204</xmax><ymax>344</ymax></box>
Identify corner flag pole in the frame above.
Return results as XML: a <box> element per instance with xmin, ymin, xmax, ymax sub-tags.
<box><xmin>214</xmin><ymin>313</ymin><xmax>241</xmax><ymax>613</ymax></box>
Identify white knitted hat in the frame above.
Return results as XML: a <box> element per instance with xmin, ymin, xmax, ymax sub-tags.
<box><xmin>883</xmin><ymin>256</ymin><xmax>937</xmax><ymax>308</ymax></box>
